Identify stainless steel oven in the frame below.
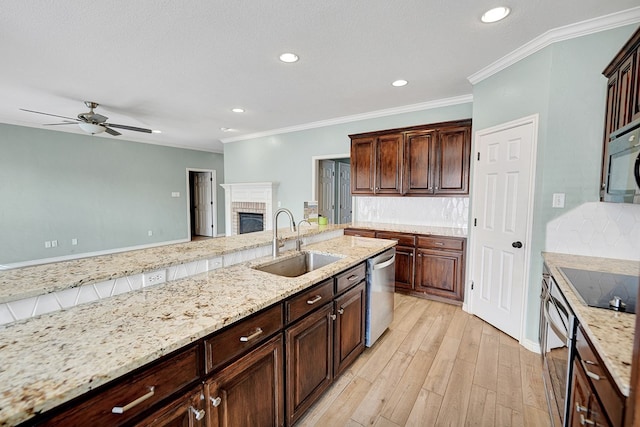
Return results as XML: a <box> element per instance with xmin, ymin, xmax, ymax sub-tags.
<box><xmin>540</xmin><ymin>264</ymin><xmax>578</xmax><ymax>427</ymax></box>
<box><xmin>602</xmin><ymin>117</ymin><xmax>640</xmax><ymax>203</ymax></box>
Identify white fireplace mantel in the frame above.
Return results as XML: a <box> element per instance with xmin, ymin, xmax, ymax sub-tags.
<box><xmin>220</xmin><ymin>182</ymin><xmax>278</xmax><ymax>236</ymax></box>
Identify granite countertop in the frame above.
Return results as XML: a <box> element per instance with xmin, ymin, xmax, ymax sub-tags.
<box><xmin>0</xmin><ymin>235</ymin><xmax>394</xmax><ymax>426</ymax></box>
<box><xmin>542</xmin><ymin>252</ymin><xmax>640</xmax><ymax>397</ymax></box>
<box><xmin>0</xmin><ymin>224</ymin><xmax>346</xmax><ymax>305</ymax></box>
<box><xmin>348</xmin><ymin>221</ymin><xmax>468</xmax><ymax>237</ymax></box>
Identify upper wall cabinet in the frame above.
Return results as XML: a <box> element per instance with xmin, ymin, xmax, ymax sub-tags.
<box><xmin>349</xmin><ymin>119</ymin><xmax>471</xmax><ymax>197</ymax></box>
<box><xmin>601</xmin><ymin>26</ymin><xmax>640</xmax><ymax>192</ymax></box>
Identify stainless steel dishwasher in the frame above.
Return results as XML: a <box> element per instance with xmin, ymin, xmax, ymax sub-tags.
<box><xmin>365</xmin><ymin>248</ymin><xmax>396</xmax><ymax>347</ymax></box>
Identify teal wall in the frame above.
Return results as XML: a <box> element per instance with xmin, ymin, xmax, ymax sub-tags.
<box><xmin>472</xmin><ymin>24</ymin><xmax>638</xmax><ymax>343</ymax></box>
<box><xmin>0</xmin><ymin>123</ymin><xmax>225</xmax><ymax>265</ymax></box>
<box><xmin>224</xmin><ymin>103</ymin><xmax>473</xmax><ymax>225</ymax></box>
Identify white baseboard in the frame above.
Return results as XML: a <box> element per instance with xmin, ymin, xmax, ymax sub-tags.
<box><xmin>521</xmin><ymin>337</ymin><xmax>541</xmax><ymax>354</ymax></box>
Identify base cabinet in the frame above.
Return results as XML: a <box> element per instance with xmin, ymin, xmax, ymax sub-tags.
<box><xmin>205</xmin><ymin>335</ymin><xmax>284</xmax><ymax>427</ymax></box>
<box><xmin>285</xmin><ymin>303</ymin><xmax>334</xmax><ymax>426</ymax></box>
<box><xmin>133</xmin><ymin>387</ymin><xmax>206</xmax><ymax>427</ymax></box>
<box><xmin>333</xmin><ymin>282</ymin><xmax>366</xmax><ymax>377</ymax></box>
<box><xmin>569</xmin><ymin>360</ymin><xmax>610</xmax><ymax>427</ymax></box>
<box><xmin>415</xmin><ymin>248</ymin><xmax>464</xmax><ymax>302</ymax></box>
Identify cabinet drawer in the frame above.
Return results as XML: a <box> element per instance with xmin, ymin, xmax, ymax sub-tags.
<box><xmin>375</xmin><ymin>231</ymin><xmax>415</xmax><ymax>247</ymax></box>
<box><xmin>344</xmin><ymin>228</ymin><xmax>377</xmax><ymax>238</ymax></box>
<box><xmin>335</xmin><ymin>262</ymin><xmax>366</xmax><ymax>295</ymax></box>
<box><xmin>286</xmin><ymin>279</ymin><xmax>334</xmax><ymax>324</ymax></box>
<box><xmin>575</xmin><ymin>326</ymin><xmax>624</xmax><ymax>426</ymax></box>
<box><xmin>416</xmin><ymin>235</ymin><xmax>464</xmax><ymax>251</ymax></box>
<box><xmin>41</xmin><ymin>345</ymin><xmax>200</xmax><ymax>427</ymax></box>
<box><xmin>205</xmin><ymin>303</ymin><xmax>283</xmax><ymax>373</ymax></box>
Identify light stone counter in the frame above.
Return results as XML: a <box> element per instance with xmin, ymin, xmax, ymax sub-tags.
<box><xmin>348</xmin><ymin>221</ymin><xmax>468</xmax><ymax>237</ymax></box>
<box><xmin>0</xmin><ymin>235</ymin><xmax>394</xmax><ymax>426</ymax></box>
<box><xmin>542</xmin><ymin>252</ymin><xmax>640</xmax><ymax>397</ymax></box>
<box><xmin>0</xmin><ymin>224</ymin><xmax>346</xmax><ymax>305</ymax></box>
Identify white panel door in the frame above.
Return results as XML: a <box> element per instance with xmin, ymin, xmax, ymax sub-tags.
<box><xmin>338</xmin><ymin>163</ymin><xmax>352</xmax><ymax>224</ymax></box>
<box><xmin>194</xmin><ymin>172</ymin><xmax>214</xmax><ymax>237</ymax></box>
<box><xmin>318</xmin><ymin>160</ymin><xmax>335</xmax><ymax>223</ymax></box>
<box><xmin>471</xmin><ymin>117</ymin><xmax>537</xmax><ymax>340</ymax></box>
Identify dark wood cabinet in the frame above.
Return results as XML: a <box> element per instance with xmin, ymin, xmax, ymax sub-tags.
<box><xmin>333</xmin><ymin>281</ymin><xmax>366</xmax><ymax>377</ymax></box>
<box><xmin>133</xmin><ymin>387</ymin><xmax>206</xmax><ymax>427</ymax></box>
<box><xmin>285</xmin><ymin>303</ymin><xmax>334</xmax><ymax>425</ymax></box>
<box><xmin>569</xmin><ymin>360</ymin><xmax>610</xmax><ymax>427</ymax></box>
<box><xmin>375</xmin><ymin>231</ymin><xmax>416</xmax><ymax>291</ymax></box>
<box><xmin>205</xmin><ymin>334</ymin><xmax>284</xmax><ymax>427</ymax></box>
<box><xmin>415</xmin><ymin>247</ymin><xmax>464</xmax><ymax>302</ymax></box>
<box><xmin>349</xmin><ymin>119</ymin><xmax>471</xmax><ymax>197</ymax></box>
<box><xmin>350</xmin><ymin>137</ymin><xmax>376</xmax><ymax>194</ymax></box>
<box><xmin>343</xmin><ymin>228</ymin><xmax>377</xmax><ymax>238</ymax></box>
<box><xmin>601</xmin><ymin>27</ymin><xmax>640</xmax><ymax>196</ymax></box>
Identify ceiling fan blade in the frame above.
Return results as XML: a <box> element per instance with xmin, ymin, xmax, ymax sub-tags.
<box><xmin>106</xmin><ymin>123</ymin><xmax>153</xmax><ymax>133</ymax></box>
<box><xmin>43</xmin><ymin>121</ymin><xmax>77</xmax><ymax>126</ymax></box>
<box><xmin>104</xmin><ymin>127</ymin><xmax>121</xmax><ymax>136</ymax></box>
<box><xmin>20</xmin><ymin>108</ymin><xmax>79</xmax><ymax>122</ymax></box>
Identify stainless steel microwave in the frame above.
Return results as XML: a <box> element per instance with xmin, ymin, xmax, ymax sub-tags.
<box><xmin>602</xmin><ymin>118</ymin><xmax>640</xmax><ymax>203</ymax></box>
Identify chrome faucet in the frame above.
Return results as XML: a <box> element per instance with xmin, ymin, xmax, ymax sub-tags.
<box><xmin>272</xmin><ymin>208</ymin><xmax>296</xmax><ymax>258</ymax></box>
<box><xmin>296</xmin><ymin>219</ymin><xmax>312</xmax><ymax>251</ymax></box>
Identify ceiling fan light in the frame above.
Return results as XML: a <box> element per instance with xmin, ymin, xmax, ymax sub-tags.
<box><xmin>78</xmin><ymin>122</ymin><xmax>105</xmax><ymax>135</ymax></box>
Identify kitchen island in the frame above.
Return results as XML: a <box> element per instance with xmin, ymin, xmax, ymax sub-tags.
<box><xmin>0</xmin><ymin>233</ymin><xmax>395</xmax><ymax>426</ymax></box>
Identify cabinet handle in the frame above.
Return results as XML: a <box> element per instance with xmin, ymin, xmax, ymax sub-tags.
<box><xmin>409</xmin><ymin>253</ymin><xmax>414</xmax><ymax>257</ymax></box>
<box><xmin>210</xmin><ymin>396</ymin><xmax>222</xmax><ymax>407</ymax></box>
<box><xmin>338</xmin><ymin>308</ymin><xmax>345</xmax><ymax>315</ymax></box>
<box><xmin>240</xmin><ymin>327</ymin><xmax>263</xmax><ymax>342</ymax></box>
<box><xmin>435</xmin><ymin>242</ymin><xmax>444</xmax><ymax>246</ymax></box>
<box><xmin>306</xmin><ymin>295</ymin><xmax>322</xmax><ymax>305</ymax></box>
<box><xmin>576</xmin><ymin>403</ymin><xmax>588</xmax><ymax>413</ymax></box>
<box><xmin>112</xmin><ymin>386</ymin><xmax>155</xmax><ymax>414</ymax></box>
<box><xmin>190</xmin><ymin>406</ymin><xmax>206</xmax><ymax>420</ymax></box>
<box><xmin>435</xmin><ymin>186</ymin><xmax>438</xmax><ymax>190</ymax></box>
<box><xmin>580</xmin><ymin>414</ymin><xmax>595</xmax><ymax>426</ymax></box>
<box><xmin>347</xmin><ymin>274</ymin><xmax>359</xmax><ymax>282</ymax></box>
<box><xmin>581</xmin><ymin>360</ymin><xmax>601</xmax><ymax>381</ymax></box>
<box><xmin>331</xmin><ymin>314</ymin><xmax>337</xmax><ymax>320</ymax></box>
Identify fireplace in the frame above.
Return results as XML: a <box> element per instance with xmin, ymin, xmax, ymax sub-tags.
<box><xmin>239</xmin><ymin>212</ymin><xmax>264</xmax><ymax>234</ymax></box>
<box><xmin>220</xmin><ymin>182</ymin><xmax>278</xmax><ymax>236</ymax></box>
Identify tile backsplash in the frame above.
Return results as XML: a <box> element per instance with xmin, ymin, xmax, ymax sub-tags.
<box><xmin>353</xmin><ymin>196</ymin><xmax>469</xmax><ymax>228</ymax></box>
<box><xmin>545</xmin><ymin>202</ymin><xmax>640</xmax><ymax>261</ymax></box>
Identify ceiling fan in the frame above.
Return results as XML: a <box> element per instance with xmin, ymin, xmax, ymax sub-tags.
<box><xmin>20</xmin><ymin>101</ymin><xmax>156</xmax><ymax>136</ymax></box>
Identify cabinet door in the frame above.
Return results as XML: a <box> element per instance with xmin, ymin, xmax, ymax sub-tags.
<box><xmin>351</xmin><ymin>137</ymin><xmax>376</xmax><ymax>194</ymax></box>
<box><xmin>434</xmin><ymin>126</ymin><xmax>470</xmax><ymax>195</ymax></box>
<box><xmin>133</xmin><ymin>387</ymin><xmax>205</xmax><ymax>427</ymax></box>
<box><xmin>404</xmin><ymin>130</ymin><xmax>436</xmax><ymax>194</ymax></box>
<box><xmin>205</xmin><ymin>335</ymin><xmax>284</xmax><ymax>427</ymax></box>
<box><xmin>375</xmin><ymin>133</ymin><xmax>404</xmax><ymax>194</ymax></box>
<box><xmin>285</xmin><ymin>303</ymin><xmax>334</xmax><ymax>426</ymax></box>
<box><xmin>616</xmin><ymin>55</ymin><xmax>635</xmax><ymax>129</ymax></box>
<box><xmin>633</xmin><ymin>46</ymin><xmax>640</xmax><ymax>121</ymax></box>
<box><xmin>415</xmin><ymin>248</ymin><xmax>464</xmax><ymax>302</ymax></box>
<box><xmin>393</xmin><ymin>244</ymin><xmax>415</xmax><ymax>291</ymax></box>
<box><xmin>334</xmin><ymin>282</ymin><xmax>366</xmax><ymax>377</ymax></box>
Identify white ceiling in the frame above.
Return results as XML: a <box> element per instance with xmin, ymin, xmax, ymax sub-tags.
<box><xmin>1</xmin><ymin>1</ymin><xmax>639</xmax><ymax>153</ymax></box>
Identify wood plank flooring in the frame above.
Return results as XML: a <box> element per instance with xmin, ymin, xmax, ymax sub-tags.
<box><xmin>296</xmin><ymin>293</ymin><xmax>550</xmax><ymax>427</ymax></box>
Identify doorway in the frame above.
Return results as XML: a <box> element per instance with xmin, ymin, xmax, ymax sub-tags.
<box><xmin>187</xmin><ymin>169</ymin><xmax>216</xmax><ymax>240</ymax></box>
<box><xmin>312</xmin><ymin>155</ymin><xmax>351</xmax><ymax>224</ymax></box>
<box><xmin>469</xmin><ymin>115</ymin><xmax>538</xmax><ymax>342</ymax></box>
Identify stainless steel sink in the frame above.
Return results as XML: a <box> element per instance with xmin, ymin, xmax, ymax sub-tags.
<box><xmin>252</xmin><ymin>252</ymin><xmax>342</xmax><ymax>277</ymax></box>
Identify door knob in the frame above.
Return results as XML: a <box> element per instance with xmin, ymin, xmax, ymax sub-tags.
<box><xmin>512</xmin><ymin>241</ymin><xmax>523</xmax><ymax>248</ymax></box>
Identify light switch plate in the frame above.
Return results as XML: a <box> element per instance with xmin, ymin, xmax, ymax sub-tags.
<box><xmin>552</xmin><ymin>193</ymin><xmax>565</xmax><ymax>208</ymax></box>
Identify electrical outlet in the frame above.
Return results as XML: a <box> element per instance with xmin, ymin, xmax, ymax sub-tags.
<box><xmin>552</xmin><ymin>193</ymin><xmax>565</xmax><ymax>208</ymax></box>
<box><xmin>44</xmin><ymin>241</ymin><xmax>51</xmax><ymax>249</ymax></box>
<box><xmin>71</xmin><ymin>238</ymin><xmax>78</xmax><ymax>246</ymax></box>
<box><xmin>148</xmin><ymin>230</ymin><xmax>153</xmax><ymax>237</ymax></box>
<box><xmin>171</xmin><ymin>192</ymin><xmax>180</xmax><ymax>198</ymax></box>
<box><xmin>51</xmin><ymin>240</ymin><xmax>58</xmax><ymax>248</ymax></box>
<box><xmin>144</xmin><ymin>270</ymin><xmax>166</xmax><ymax>286</ymax></box>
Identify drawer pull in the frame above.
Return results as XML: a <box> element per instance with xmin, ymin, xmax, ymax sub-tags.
<box><xmin>112</xmin><ymin>386</ymin><xmax>155</xmax><ymax>414</ymax></box>
<box><xmin>240</xmin><ymin>327</ymin><xmax>263</xmax><ymax>342</ymax></box>
<box><xmin>580</xmin><ymin>414</ymin><xmax>595</xmax><ymax>426</ymax></box>
<box><xmin>576</xmin><ymin>403</ymin><xmax>588</xmax><ymax>413</ymax></box>
<box><xmin>435</xmin><ymin>242</ymin><xmax>444</xmax><ymax>246</ymax></box>
<box><xmin>306</xmin><ymin>295</ymin><xmax>323</xmax><ymax>305</ymax></box>
<box><xmin>190</xmin><ymin>406</ymin><xmax>206</xmax><ymax>420</ymax></box>
<box><xmin>210</xmin><ymin>396</ymin><xmax>222</xmax><ymax>407</ymax></box>
<box><xmin>347</xmin><ymin>274</ymin><xmax>359</xmax><ymax>282</ymax></box>
<box><xmin>585</xmin><ymin>369</ymin><xmax>601</xmax><ymax>381</ymax></box>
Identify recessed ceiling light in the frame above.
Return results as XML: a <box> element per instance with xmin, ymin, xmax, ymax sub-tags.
<box><xmin>152</xmin><ymin>129</ymin><xmax>162</xmax><ymax>134</ymax></box>
<box><xmin>231</xmin><ymin>108</ymin><xmax>245</xmax><ymax>113</ymax></box>
<box><xmin>220</xmin><ymin>127</ymin><xmax>235</xmax><ymax>132</ymax></box>
<box><xmin>279</xmin><ymin>53</ymin><xmax>299</xmax><ymax>63</ymax></box>
<box><xmin>481</xmin><ymin>6</ymin><xmax>510</xmax><ymax>23</ymax></box>
<box><xmin>392</xmin><ymin>79</ymin><xmax>408</xmax><ymax>87</ymax></box>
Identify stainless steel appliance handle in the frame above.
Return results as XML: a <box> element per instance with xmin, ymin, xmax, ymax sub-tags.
<box><xmin>543</xmin><ymin>293</ymin><xmax>569</xmax><ymax>343</ymax></box>
<box><xmin>634</xmin><ymin>152</ymin><xmax>640</xmax><ymax>189</ymax></box>
<box><xmin>372</xmin><ymin>255</ymin><xmax>395</xmax><ymax>270</ymax></box>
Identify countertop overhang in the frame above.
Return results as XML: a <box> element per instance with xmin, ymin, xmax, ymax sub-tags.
<box><xmin>0</xmin><ymin>235</ymin><xmax>395</xmax><ymax>426</ymax></box>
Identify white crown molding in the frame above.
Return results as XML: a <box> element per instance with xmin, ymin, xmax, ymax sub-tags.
<box><xmin>221</xmin><ymin>94</ymin><xmax>473</xmax><ymax>143</ymax></box>
<box><xmin>468</xmin><ymin>6</ymin><xmax>640</xmax><ymax>85</ymax></box>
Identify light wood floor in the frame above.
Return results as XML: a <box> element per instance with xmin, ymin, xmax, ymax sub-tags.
<box><xmin>296</xmin><ymin>293</ymin><xmax>551</xmax><ymax>427</ymax></box>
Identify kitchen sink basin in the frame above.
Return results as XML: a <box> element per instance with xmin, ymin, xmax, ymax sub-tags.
<box><xmin>253</xmin><ymin>252</ymin><xmax>342</xmax><ymax>277</ymax></box>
